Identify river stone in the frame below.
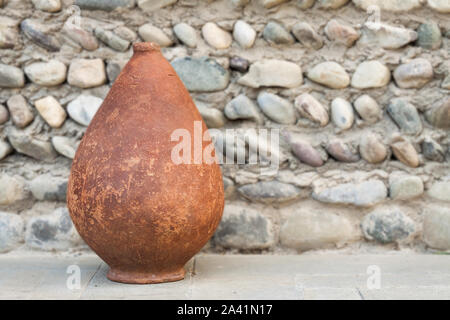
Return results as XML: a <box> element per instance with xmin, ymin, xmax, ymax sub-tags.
<box><xmin>428</xmin><ymin>0</ymin><xmax>450</xmax><ymax>13</ymax></box>
<box><xmin>238</xmin><ymin>181</ymin><xmax>301</xmax><ymax>204</ymax></box>
<box><xmin>313</xmin><ymin>180</ymin><xmax>387</xmax><ymax>207</ymax></box>
<box><xmin>62</xmin><ymin>22</ymin><xmax>99</xmax><ymax>51</ymax></box>
<box><xmin>76</xmin><ymin>0</ymin><xmax>135</xmax><ymax>10</ymax></box>
<box><xmin>0</xmin><ymin>140</ymin><xmax>12</xmax><ymax>161</ymax></box>
<box><xmin>0</xmin><ymin>174</ymin><xmax>29</xmax><ymax>206</ymax></box>
<box><xmin>391</xmin><ymin>137</ymin><xmax>419</xmax><ymax>168</ymax></box>
<box><xmin>138</xmin><ymin>24</ymin><xmax>172</xmax><ymax>47</ymax></box>
<box><xmin>0</xmin><ymin>212</ymin><xmax>24</xmax><ymax>253</ymax></box>
<box><xmin>29</xmin><ymin>174</ymin><xmax>67</xmax><ymax>201</ymax></box>
<box><xmin>239</xmin><ymin>59</ymin><xmax>303</xmax><ymax>89</ymax></box>
<box><xmin>352</xmin><ymin>0</ymin><xmax>422</xmax><ymax>11</ymax></box>
<box><xmin>0</xmin><ymin>16</ymin><xmax>19</xmax><ymax>49</ymax></box>
<box><xmin>263</xmin><ymin>21</ymin><xmax>295</xmax><ymax>45</ymax></box>
<box><xmin>327</xmin><ymin>140</ymin><xmax>360</xmax><ymax>163</ymax></box>
<box><xmin>263</xmin><ymin>0</ymin><xmax>289</xmax><ymax>8</ymax></box>
<box><xmin>213</xmin><ymin>204</ymin><xmax>274</xmax><ymax>249</ymax></box>
<box><xmin>0</xmin><ymin>104</ymin><xmax>8</xmax><ymax>124</ymax></box>
<box><xmin>52</xmin><ymin>136</ymin><xmax>78</xmax><ymax>159</ymax></box>
<box><xmin>173</xmin><ymin>23</ymin><xmax>197</xmax><ymax>48</ymax></box>
<box><xmin>292</xmin><ymin>22</ymin><xmax>323</xmax><ymax>50</ymax></box>
<box><xmin>67</xmin><ymin>58</ymin><xmax>106</xmax><ymax>89</ymax></box>
<box><xmin>331</xmin><ymin>98</ymin><xmax>354</xmax><ymax>130</ymax></box>
<box><xmin>393</xmin><ymin>59</ymin><xmax>433</xmax><ymax>89</ymax></box>
<box><xmin>389</xmin><ymin>175</ymin><xmax>424</xmax><ymax>200</ymax></box>
<box><xmin>289</xmin><ymin>138</ymin><xmax>324</xmax><ymax>167</ymax></box>
<box><xmin>317</xmin><ymin>0</ymin><xmax>349</xmax><ymax>9</ymax></box>
<box><xmin>202</xmin><ymin>22</ymin><xmax>232</xmax><ymax>49</ymax></box>
<box><xmin>195</xmin><ymin>101</ymin><xmax>226</xmax><ymax>128</ymax></box>
<box><xmin>307</xmin><ymin>62</ymin><xmax>350</xmax><ymax>89</ymax></box>
<box><xmin>422</xmin><ymin>138</ymin><xmax>445</xmax><ymax>162</ymax></box>
<box><xmin>362</xmin><ymin>208</ymin><xmax>415</xmax><ymax>244</ymax></box>
<box><xmin>425</xmin><ymin>98</ymin><xmax>450</xmax><ymax>129</ymax></box>
<box><xmin>20</xmin><ymin>19</ymin><xmax>60</xmax><ymax>52</ymax></box>
<box><xmin>423</xmin><ymin>206</ymin><xmax>450</xmax><ymax>250</ymax></box>
<box><xmin>297</xmin><ymin>0</ymin><xmax>315</xmax><ymax>8</ymax></box>
<box><xmin>428</xmin><ymin>181</ymin><xmax>450</xmax><ymax>202</ymax></box>
<box><xmin>280</xmin><ymin>211</ymin><xmax>357</xmax><ymax>251</ymax></box>
<box><xmin>6</xmin><ymin>95</ymin><xmax>34</xmax><ymax>128</ymax></box>
<box><xmin>34</xmin><ymin>96</ymin><xmax>66</xmax><ymax>128</ymax></box>
<box><xmin>94</xmin><ymin>27</ymin><xmax>130</xmax><ymax>52</ymax></box>
<box><xmin>354</xmin><ymin>95</ymin><xmax>382</xmax><ymax>123</ymax></box>
<box><xmin>359</xmin><ymin>22</ymin><xmax>418</xmax><ymax>49</ymax></box>
<box><xmin>359</xmin><ymin>134</ymin><xmax>387</xmax><ymax>164</ymax></box>
<box><xmin>232</xmin><ymin>0</ymin><xmax>250</xmax><ymax>6</ymax></box>
<box><xmin>25</xmin><ymin>207</ymin><xmax>83</xmax><ymax>251</ymax></box>
<box><xmin>137</xmin><ymin>0</ymin><xmax>177</xmax><ymax>11</ymax></box>
<box><xmin>233</xmin><ymin>20</ymin><xmax>256</xmax><ymax>48</ymax></box>
<box><xmin>351</xmin><ymin>61</ymin><xmax>390</xmax><ymax>89</ymax></box>
<box><xmin>417</xmin><ymin>22</ymin><xmax>442</xmax><ymax>50</ymax></box>
<box><xmin>229</xmin><ymin>56</ymin><xmax>249</xmax><ymax>72</ymax></box>
<box><xmin>31</xmin><ymin>0</ymin><xmax>61</xmax><ymax>12</ymax></box>
<box><xmin>387</xmin><ymin>98</ymin><xmax>422</xmax><ymax>135</ymax></box>
<box><xmin>295</xmin><ymin>93</ymin><xmax>329</xmax><ymax>126</ymax></box>
<box><xmin>224</xmin><ymin>95</ymin><xmax>262</xmax><ymax>124</ymax></box>
<box><xmin>172</xmin><ymin>57</ymin><xmax>230</xmax><ymax>92</ymax></box>
<box><xmin>67</xmin><ymin>95</ymin><xmax>103</xmax><ymax>126</ymax></box>
<box><xmin>257</xmin><ymin>92</ymin><xmax>296</xmax><ymax>125</ymax></box>
<box><xmin>113</xmin><ymin>26</ymin><xmax>136</xmax><ymax>42</ymax></box>
<box><xmin>106</xmin><ymin>60</ymin><xmax>126</xmax><ymax>83</ymax></box>
<box><xmin>325</xmin><ymin>19</ymin><xmax>359</xmax><ymax>47</ymax></box>
<box><xmin>24</xmin><ymin>60</ymin><xmax>67</xmax><ymax>87</ymax></box>
<box><xmin>0</xmin><ymin>63</ymin><xmax>25</xmax><ymax>88</ymax></box>
<box><xmin>7</xmin><ymin>127</ymin><xmax>57</xmax><ymax>162</ymax></box>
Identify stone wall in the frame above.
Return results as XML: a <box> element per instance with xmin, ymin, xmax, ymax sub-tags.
<box><xmin>0</xmin><ymin>0</ymin><xmax>449</xmax><ymax>254</ymax></box>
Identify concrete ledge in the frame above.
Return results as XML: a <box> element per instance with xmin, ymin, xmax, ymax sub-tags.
<box><xmin>1</xmin><ymin>253</ymin><xmax>450</xmax><ymax>300</ymax></box>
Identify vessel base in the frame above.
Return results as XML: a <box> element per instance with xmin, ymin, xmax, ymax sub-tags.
<box><xmin>107</xmin><ymin>267</ymin><xmax>186</xmax><ymax>284</ymax></box>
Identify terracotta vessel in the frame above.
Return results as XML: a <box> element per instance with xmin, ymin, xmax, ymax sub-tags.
<box><xmin>67</xmin><ymin>42</ymin><xmax>224</xmax><ymax>284</ymax></box>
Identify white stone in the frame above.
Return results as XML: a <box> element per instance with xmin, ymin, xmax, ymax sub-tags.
<box><xmin>51</xmin><ymin>136</ymin><xmax>78</xmax><ymax>159</ymax></box>
<box><xmin>31</xmin><ymin>0</ymin><xmax>61</xmax><ymax>12</ymax></box>
<box><xmin>428</xmin><ymin>181</ymin><xmax>450</xmax><ymax>202</ymax></box>
<box><xmin>67</xmin><ymin>59</ymin><xmax>106</xmax><ymax>89</ymax></box>
<box><xmin>0</xmin><ymin>212</ymin><xmax>24</xmax><ymax>253</ymax></box>
<box><xmin>351</xmin><ymin>61</ymin><xmax>391</xmax><ymax>89</ymax></box>
<box><xmin>202</xmin><ymin>22</ymin><xmax>232</xmax><ymax>49</ymax></box>
<box><xmin>331</xmin><ymin>97</ymin><xmax>354</xmax><ymax>130</ymax></box>
<box><xmin>294</xmin><ymin>93</ymin><xmax>329</xmax><ymax>126</ymax></box>
<box><xmin>359</xmin><ymin>22</ymin><xmax>418</xmax><ymax>49</ymax></box>
<box><xmin>138</xmin><ymin>24</ymin><xmax>173</xmax><ymax>47</ymax></box>
<box><xmin>423</xmin><ymin>206</ymin><xmax>450</xmax><ymax>250</ymax></box>
<box><xmin>24</xmin><ymin>60</ymin><xmax>66</xmax><ymax>87</ymax></box>
<box><xmin>238</xmin><ymin>59</ymin><xmax>303</xmax><ymax>89</ymax></box>
<box><xmin>354</xmin><ymin>94</ymin><xmax>382</xmax><ymax>123</ymax></box>
<box><xmin>34</xmin><ymin>96</ymin><xmax>66</xmax><ymax>128</ymax></box>
<box><xmin>428</xmin><ymin>0</ymin><xmax>450</xmax><ymax>12</ymax></box>
<box><xmin>67</xmin><ymin>95</ymin><xmax>103</xmax><ymax>126</ymax></box>
<box><xmin>137</xmin><ymin>0</ymin><xmax>177</xmax><ymax>11</ymax></box>
<box><xmin>0</xmin><ymin>140</ymin><xmax>13</xmax><ymax>160</ymax></box>
<box><xmin>307</xmin><ymin>62</ymin><xmax>350</xmax><ymax>89</ymax></box>
<box><xmin>0</xmin><ymin>174</ymin><xmax>29</xmax><ymax>205</ymax></box>
<box><xmin>280</xmin><ymin>210</ymin><xmax>358</xmax><ymax>251</ymax></box>
<box><xmin>389</xmin><ymin>174</ymin><xmax>424</xmax><ymax>200</ymax></box>
<box><xmin>195</xmin><ymin>101</ymin><xmax>226</xmax><ymax>128</ymax></box>
<box><xmin>173</xmin><ymin>23</ymin><xmax>197</xmax><ymax>48</ymax></box>
<box><xmin>233</xmin><ymin>20</ymin><xmax>256</xmax><ymax>49</ymax></box>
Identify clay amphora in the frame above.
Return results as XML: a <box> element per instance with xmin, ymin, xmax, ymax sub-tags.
<box><xmin>67</xmin><ymin>42</ymin><xmax>224</xmax><ymax>284</ymax></box>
